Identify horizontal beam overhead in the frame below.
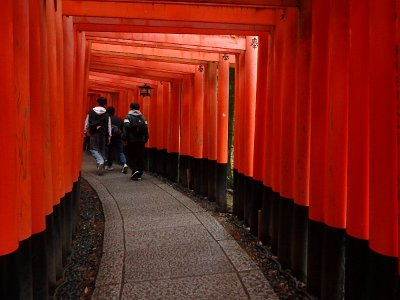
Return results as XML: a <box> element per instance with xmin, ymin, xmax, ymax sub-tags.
<box><xmin>85</xmin><ymin>32</ymin><xmax>247</xmax><ymax>52</ymax></box>
<box><xmin>63</xmin><ymin>1</ymin><xmax>277</xmax><ymax>26</ymax></box>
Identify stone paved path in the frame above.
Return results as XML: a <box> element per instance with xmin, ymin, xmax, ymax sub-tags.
<box><xmin>81</xmin><ymin>154</ymin><xmax>278</xmax><ymax>300</ymax></box>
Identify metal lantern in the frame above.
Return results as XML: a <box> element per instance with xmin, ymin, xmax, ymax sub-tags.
<box><xmin>138</xmin><ymin>83</ymin><xmax>152</xmax><ymax>97</ymax></box>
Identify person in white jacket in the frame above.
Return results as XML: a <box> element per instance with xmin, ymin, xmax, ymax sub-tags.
<box><xmin>84</xmin><ymin>97</ymin><xmax>112</xmax><ymax>175</ymax></box>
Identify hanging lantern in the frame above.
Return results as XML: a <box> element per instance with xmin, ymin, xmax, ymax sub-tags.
<box><xmin>138</xmin><ymin>83</ymin><xmax>152</xmax><ymax>97</ymax></box>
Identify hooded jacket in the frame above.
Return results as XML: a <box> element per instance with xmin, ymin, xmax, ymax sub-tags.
<box><xmin>84</xmin><ymin>106</ymin><xmax>112</xmax><ymax>137</ymax></box>
<box><xmin>122</xmin><ymin>109</ymin><xmax>149</xmax><ymax>143</ymax></box>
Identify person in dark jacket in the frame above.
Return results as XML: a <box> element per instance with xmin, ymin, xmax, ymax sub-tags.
<box><xmin>84</xmin><ymin>97</ymin><xmax>112</xmax><ymax>175</ymax></box>
<box><xmin>105</xmin><ymin>106</ymin><xmax>128</xmax><ymax>173</ymax></box>
<box><xmin>122</xmin><ymin>102</ymin><xmax>149</xmax><ymax>180</ymax></box>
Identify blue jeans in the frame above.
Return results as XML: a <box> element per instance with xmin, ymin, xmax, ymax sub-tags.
<box><xmin>89</xmin><ymin>133</ymin><xmax>106</xmax><ymax>165</ymax></box>
<box><xmin>106</xmin><ymin>138</ymin><xmax>127</xmax><ymax>166</ymax></box>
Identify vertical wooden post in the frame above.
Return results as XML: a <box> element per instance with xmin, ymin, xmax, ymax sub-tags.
<box><xmin>216</xmin><ymin>54</ymin><xmax>230</xmax><ymax>211</ymax></box>
<box><xmin>345</xmin><ymin>0</ymin><xmax>370</xmax><ymax>298</ymax></box>
<box><xmin>308</xmin><ymin>0</ymin><xmax>330</xmax><ymax>296</ymax></box>
<box><xmin>368</xmin><ymin>0</ymin><xmax>399</xmax><ymax>298</ymax></box>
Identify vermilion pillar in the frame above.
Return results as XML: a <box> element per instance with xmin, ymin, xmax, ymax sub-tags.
<box><xmin>242</xmin><ymin>36</ymin><xmax>258</xmax><ymax>228</ymax></box>
<box><xmin>307</xmin><ymin>0</ymin><xmax>330</xmax><ymax>296</ymax></box>
<box><xmin>292</xmin><ymin>0</ymin><xmax>311</xmax><ymax>282</ymax></box>
<box><xmin>191</xmin><ymin>66</ymin><xmax>205</xmax><ymax>194</ymax></box>
<box><xmin>14</xmin><ymin>0</ymin><xmax>32</xmax><ymax>244</ymax></box>
<box><xmin>161</xmin><ymin>82</ymin><xmax>170</xmax><ymax>177</ymax></box>
<box><xmin>270</xmin><ymin>16</ymin><xmax>284</xmax><ymax>254</ymax></box>
<box><xmin>167</xmin><ymin>79</ymin><xmax>180</xmax><ymax>182</ymax></box>
<box><xmin>63</xmin><ymin>16</ymin><xmax>74</xmax><ymax>195</ymax></box>
<box><xmin>233</xmin><ymin>52</ymin><xmax>245</xmax><ymax>220</ymax></box>
<box><xmin>249</xmin><ymin>33</ymin><xmax>268</xmax><ymax>236</ymax></box>
<box><xmin>321</xmin><ymin>1</ymin><xmax>349</xmax><ymax>299</ymax></box>
<box><xmin>180</xmin><ymin>75</ymin><xmax>193</xmax><ymax>188</ymax></box>
<box><xmin>216</xmin><ymin>54</ymin><xmax>229</xmax><ymax>211</ymax></box>
<box><xmin>277</xmin><ymin>9</ymin><xmax>298</xmax><ymax>270</ymax></box>
<box><xmin>368</xmin><ymin>0</ymin><xmax>399</xmax><ymax>298</ymax></box>
<box><xmin>346</xmin><ymin>0</ymin><xmax>370</xmax><ymax>298</ymax></box>
<box><xmin>0</xmin><ymin>2</ymin><xmax>18</xmax><ymax>298</ymax></box>
<box><xmin>153</xmin><ymin>82</ymin><xmax>163</xmax><ymax>173</ymax></box>
<box><xmin>30</xmin><ymin>2</ymin><xmax>49</xmax><ymax>297</ymax></box>
<box><xmin>207</xmin><ymin>62</ymin><xmax>218</xmax><ymax>200</ymax></box>
<box><xmin>261</xmin><ymin>32</ymin><xmax>275</xmax><ymax>244</ymax></box>
<box><xmin>0</xmin><ymin>0</ymin><xmax>18</xmax><ymax>257</ymax></box>
<box><xmin>13</xmin><ymin>1</ymin><xmax>33</xmax><ymax>297</ymax></box>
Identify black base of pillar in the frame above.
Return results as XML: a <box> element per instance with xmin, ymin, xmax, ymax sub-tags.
<box><xmin>144</xmin><ymin>147</ymin><xmax>149</xmax><ymax>171</ymax></box>
<box><xmin>207</xmin><ymin>160</ymin><xmax>217</xmax><ymax>202</ymax></box>
<box><xmin>179</xmin><ymin>155</ymin><xmax>189</xmax><ymax>187</ymax></box>
<box><xmin>277</xmin><ymin>196</ymin><xmax>294</xmax><ymax>269</ymax></box>
<box><xmin>290</xmin><ymin>204</ymin><xmax>308</xmax><ymax>282</ymax></box>
<box><xmin>368</xmin><ymin>248</ymin><xmax>399</xmax><ymax>300</ymax></box>
<box><xmin>200</xmin><ymin>158</ymin><xmax>208</xmax><ymax>197</ymax></box>
<box><xmin>307</xmin><ymin>219</ymin><xmax>323</xmax><ymax>298</ymax></box>
<box><xmin>32</xmin><ymin>231</ymin><xmax>49</xmax><ymax>300</ymax></box>
<box><xmin>216</xmin><ymin>163</ymin><xmax>227</xmax><ymax>212</ymax></box>
<box><xmin>321</xmin><ymin>226</ymin><xmax>345</xmax><ymax>300</ymax></box>
<box><xmin>148</xmin><ymin>147</ymin><xmax>157</xmax><ymax>173</ymax></box>
<box><xmin>17</xmin><ymin>238</ymin><xmax>33</xmax><ymax>300</ymax></box>
<box><xmin>232</xmin><ymin>169</ymin><xmax>239</xmax><ymax>216</ymax></box>
<box><xmin>260</xmin><ymin>186</ymin><xmax>272</xmax><ymax>245</ymax></box>
<box><xmin>249</xmin><ymin>180</ymin><xmax>263</xmax><ymax>236</ymax></box>
<box><xmin>0</xmin><ymin>251</ymin><xmax>19</xmax><ymax>299</ymax></box>
<box><xmin>270</xmin><ymin>191</ymin><xmax>280</xmax><ymax>254</ymax></box>
<box><xmin>235</xmin><ymin>172</ymin><xmax>245</xmax><ymax>221</ymax></box>
<box><xmin>345</xmin><ymin>234</ymin><xmax>368</xmax><ymax>300</ymax></box>
<box><xmin>193</xmin><ymin>157</ymin><xmax>203</xmax><ymax>194</ymax></box>
<box><xmin>167</xmin><ymin>152</ymin><xmax>179</xmax><ymax>182</ymax></box>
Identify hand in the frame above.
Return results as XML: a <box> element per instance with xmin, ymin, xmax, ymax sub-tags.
<box><xmin>107</xmin><ymin>136</ymin><xmax>111</xmax><ymax>145</ymax></box>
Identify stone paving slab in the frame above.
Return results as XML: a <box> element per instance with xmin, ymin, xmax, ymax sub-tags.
<box><xmin>124</xmin><ymin>213</ymin><xmax>201</xmax><ymax>232</ymax></box>
<box><xmin>81</xmin><ymin>154</ymin><xmax>278</xmax><ymax>299</ymax></box>
<box><xmin>125</xmin><ymin>225</ymin><xmax>214</xmax><ymax>251</ymax></box>
<box><xmin>124</xmin><ymin>241</ymin><xmax>235</xmax><ymax>282</ymax></box>
<box><xmin>122</xmin><ymin>273</ymin><xmax>249</xmax><ymax>300</ymax></box>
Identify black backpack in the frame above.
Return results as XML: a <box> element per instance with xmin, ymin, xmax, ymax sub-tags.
<box><xmin>111</xmin><ymin>124</ymin><xmax>122</xmax><ymax>139</ymax></box>
<box><xmin>88</xmin><ymin>110</ymin><xmax>109</xmax><ymax>135</ymax></box>
<box><xmin>130</xmin><ymin>115</ymin><xmax>147</xmax><ymax>137</ymax></box>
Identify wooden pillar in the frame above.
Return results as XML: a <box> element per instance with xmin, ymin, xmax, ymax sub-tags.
<box><xmin>292</xmin><ymin>0</ymin><xmax>311</xmax><ymax>283</ymax></box>
<box><xmin>250</xmin><ymin>33</ymin><xmax>268</xmax><ymax>236</ymax></box>
<box><xmin>216</xmin><ymin>54</ymin><xmax>230</xmax><ymax>211</ymax></box>
<box><xmin>368</xmin><ymin>0</ymin><xmax>399</xmax><ymax>298</ymax></box>
<box><xmin>207</xmin><ymin>62</ymin><xmax>218</xmax><ymax>201</ymax></box>
<box><xmin>345</xmin><ymin>0</ymin><xmax>370</xmax><ymax>298</ymax></box>
<box><xmin>307</xmin><ymin>0</ymin><xmax>330</xmax><ymax>296</ymax></box>
<box><xmin>277</xmin><ymin>8</ymin><xmax>298</xmax><ymax>270</ymax></box>
<box><xmin>180</xmin><ymin>75</ymin><xmax>192</xmax><ymax>187</ymax></box>
<box><xmin>191</xmin><ymin>66</ymin><xmax>205</xmax><ymax>194</ymax></box>
<box><xmin>0</xmin><ymin>1</ymin><xmax>19</xmax><ymax>298</ymax></box>
<box><xmin>167</xmin><ymin>79</ymin><xmax>180</xmax><ymax>182</ymax></box>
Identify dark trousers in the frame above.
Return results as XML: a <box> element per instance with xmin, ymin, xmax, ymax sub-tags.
<box><xmin>106</xmin><ymin>138</ymin><xmax>127</xmax><ymax>166</ymax></box>
<box><xmin>125</xmin><ymin>141</ymin><xmax>145</xmax><ymax>176</ymax></box>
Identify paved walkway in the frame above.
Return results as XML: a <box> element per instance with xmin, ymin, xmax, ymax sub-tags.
<box><xmin>81</xmin><ymin>154</ymin><xmax>278</xmax><ymax>300</ymax></box>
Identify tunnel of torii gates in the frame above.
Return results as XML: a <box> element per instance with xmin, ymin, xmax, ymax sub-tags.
<box><xmin>1</xmin><ymin>0</ymin><xmax>400</xmax><ymax>299</ymax></box>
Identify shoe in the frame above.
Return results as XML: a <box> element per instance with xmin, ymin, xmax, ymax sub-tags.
<box><xmin>131</xmin><ymin>171</ymin><xmax>140</xmax><ymax>180</ymax></box>
<box><xmin>122</xmin><ymin>164</ymin><xmax>128</xmax><ymax>174</ymax></box>
<box><xmin>105</xmin><ymin>165</ymin><xmax>114</xmax><ymax>171</ymax></box>
<box><xmin>98</xmin><ymin>163</ymin><xmax>105</xmax><ymax>175</ymax></box>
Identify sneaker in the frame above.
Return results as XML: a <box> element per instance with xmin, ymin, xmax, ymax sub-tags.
<box><xmin>105</xmin><ymin>165</ymin><xmax>114</xmax><ymax>171</ymax></box>
<box><xmin>122</xmin><ymin>164</ymin><xmax>128</xmax><ymax>174</ymax></box>
<box><xmin>98</xmin><ymin>163</ymin><xmax>105</xmax><ymax>175</ymax></box>
<box><xmin>131</xmin><ymin>171</ymin><xmax>140</xmax><ymax>180</ymax></box>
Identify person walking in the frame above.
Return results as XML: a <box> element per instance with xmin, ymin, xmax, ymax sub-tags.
<box><xmin>122</xmin><ymin>102</ymin><xmax>149</xmax><ymax>180</ymax></box>
<box><xmin>105</xmin><ymin>106</ymin><xmax>129</xmax><ymax>173</ymax></box>
<box><xmin>84</xmin><ymin>96</ymin><xmax>112</xmax><ymax>175</ymax></box>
